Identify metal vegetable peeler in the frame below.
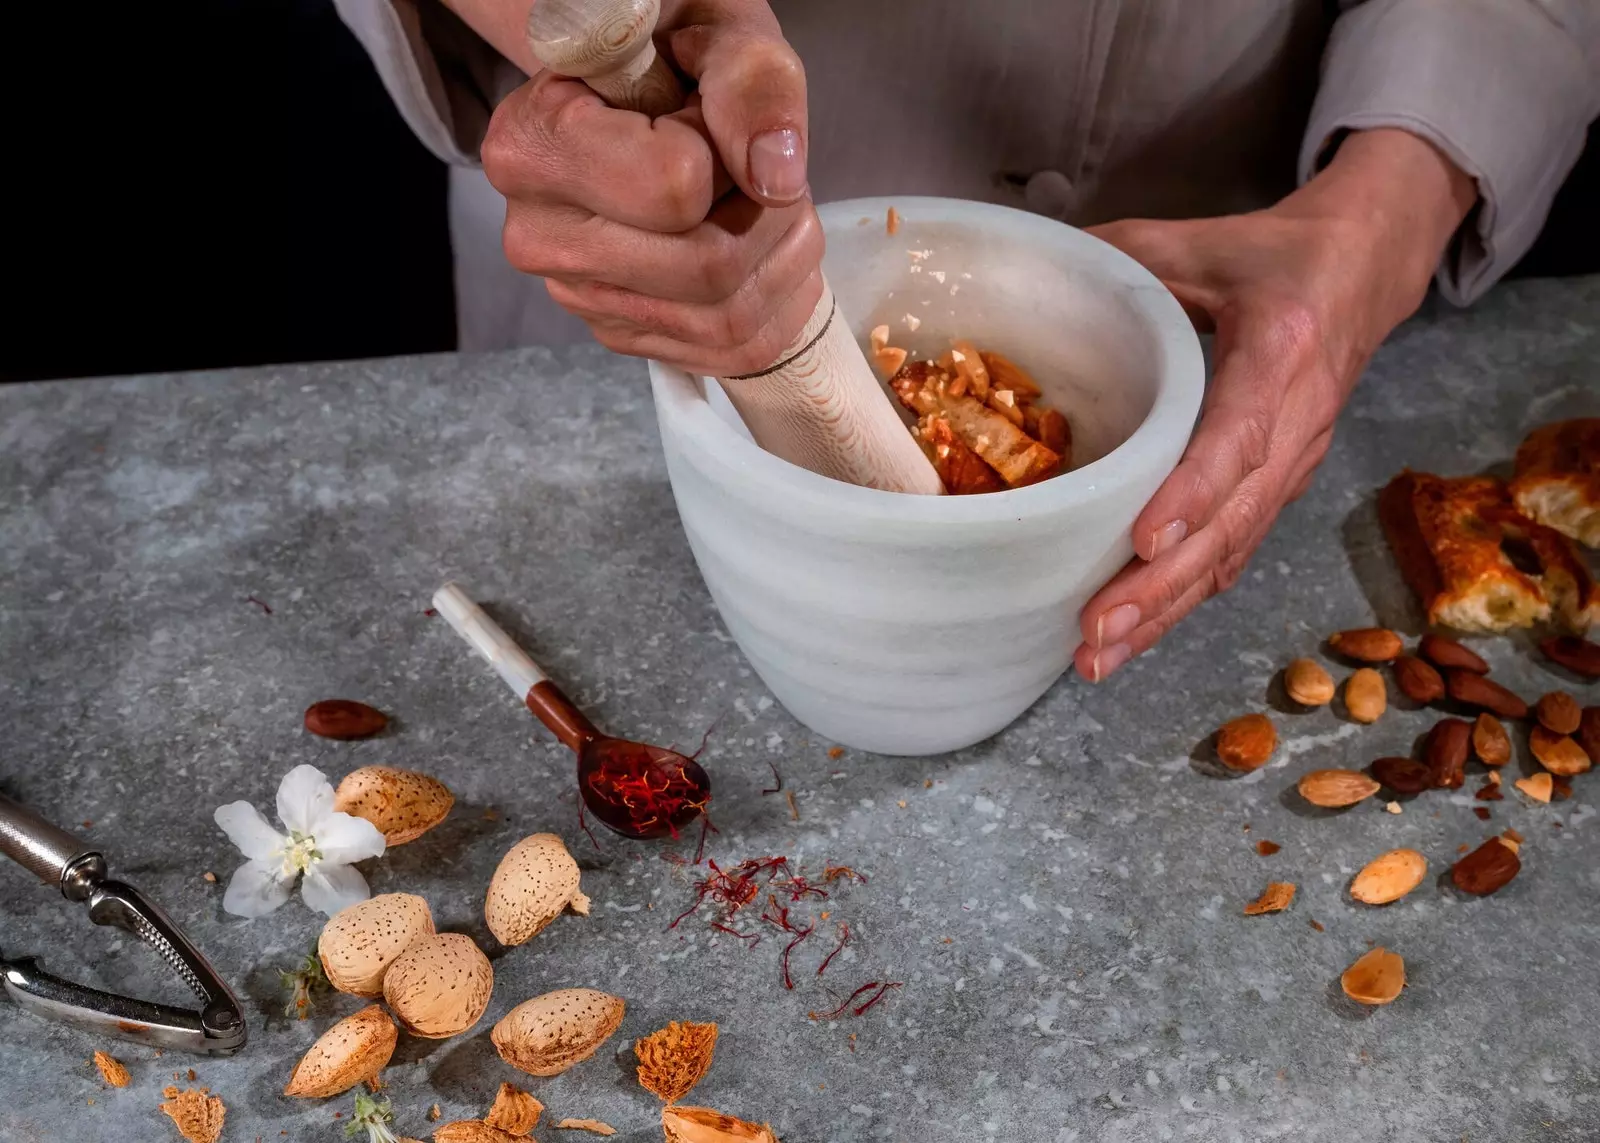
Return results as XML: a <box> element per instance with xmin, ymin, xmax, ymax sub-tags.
<box><xmin>0</xmin><ymin>791</ymin><xmax>247</xmax><ymax>1055</ymax></box>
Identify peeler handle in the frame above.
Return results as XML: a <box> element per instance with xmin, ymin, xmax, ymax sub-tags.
<box><xmin>0</xmin><ymin>791</ymin><xmax>102</xmax><ymax>897</ymax></box>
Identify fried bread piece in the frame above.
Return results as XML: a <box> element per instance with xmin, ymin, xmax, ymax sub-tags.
<box><xmin>1511</xmin><ymin>418</ymin><xmax>1600</xmax><ymax>547</ymax></box>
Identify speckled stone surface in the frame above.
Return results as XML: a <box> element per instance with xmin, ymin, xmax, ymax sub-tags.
<box><xmin>1</xmin><ymin>277</ymin><xmax>1597</xmax><ymax>1143</ymax></box>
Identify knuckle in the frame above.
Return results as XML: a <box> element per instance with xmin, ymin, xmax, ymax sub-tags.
<box><xmin>696</xmin><ymin>231</ymin><xmax>750</xmax><ymax>301</ymax></box>
<box><xmin>1261</xmin><ymin>296</ymin><xmax>1324</xmax><ymax>364</ymax></box>
<box><xmin>1231</xmin><ymin>410</ymin><xmax>1274</xmax><ymax>480</ymax></box>
<box><xmin>650</xmin><ymin>147</ymin><xmax>713</xmax><ymax>232</ymax></box>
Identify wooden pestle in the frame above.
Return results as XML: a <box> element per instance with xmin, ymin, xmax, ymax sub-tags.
<box><xmin>526</xmin><ymin>0</ymin><xmax>944</xmax><ymax>495</ymax></box>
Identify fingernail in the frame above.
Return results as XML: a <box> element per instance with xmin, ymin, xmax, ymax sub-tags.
<box><xmin>1095</xmin><ymin>603</ymin><xmax>1140</xmax><ymax>647</ymax></box>
<box><xmin>1090</xmin><ymin>642</ymin><xmax>1132</xmax><ymax>682</ymax></box>
<box><xmin>1147</xmin><ymin>519</ymin><xmax>1187</xmax><ymax>560</ymax></box>
<box><xmin>749</xmin><ymin>129</ymin><xmax>807</xmax><ymax>201</ymax></box>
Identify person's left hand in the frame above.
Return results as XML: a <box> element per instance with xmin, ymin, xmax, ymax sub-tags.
<box><xmin>1072</xmin><ymin>128</ymin><xmax>1476</xmax><ymax>681</ymax></box>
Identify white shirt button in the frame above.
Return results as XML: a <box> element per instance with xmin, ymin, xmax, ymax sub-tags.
<box><xmin>1025</xmin><ymin>170</ymin><xmax>1075</xmax><ymax>218</ymax></box>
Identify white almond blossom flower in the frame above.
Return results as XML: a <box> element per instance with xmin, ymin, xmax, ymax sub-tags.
<box><xmin>214</xmin><ymin>764</ymin><xmax>386</xmax><ymax>918</ymax></box>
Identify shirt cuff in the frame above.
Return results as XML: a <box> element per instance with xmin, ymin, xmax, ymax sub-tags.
<box><xmin>331</xmin><ymin>0</ymin><xmax>525</xmax><ymax>167</ymax></box>
<box><xmin>1301</xmin><ymin>0</ymin><xmax>1597</xmax><ymax>305</ymax></box>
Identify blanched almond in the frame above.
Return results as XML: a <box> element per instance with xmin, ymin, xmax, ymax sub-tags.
<box><xmin>1350</xmin><ymin>849</ymin><xmax>1427</xmax><ymax>905</ymax></box>
<box><xmin>491</xmin><ymin>989</ymin><xmax>626</xmax><ymax>1078</ymax></box>
<box><xmin>485</xmin><ymin>833</ymin><xmax>592</xmax><ymax>947</ymax></box>
<box><xmin>1472</xmin><ymin>713</ymin><xmax>1511</xmax><ymax>767</ymax></box>
<box><xmin>383</xmin><ymin>933</ymin><xmax>493</xmax><ymax>1039</ymax></box>
<box><xmin>1284</xmin><ymin>659</ymin><xmax>1335</xmax><ymax>706</ymax></box>
<box><xmin>1328</xmin><ymin>628</ymin><xmax>1402</xmax><ymax>663</ymax></box>
<box><xmin>284</xmin><ymin>1005</ymin><xmax>397</xmax><ymax>1098</ymax></box>
<box><xmin>1298</xmin><ymin>769</ymin><xmax>1381</xmax><ymax>808</ymax></box>
<box><xmin>319</xmin><ymin>892</ymin><xmax>435</xmax><ymax>997</ymax></box>
<box><xmin>1530</xmin><ymin>726</ymin><xmax>1592</xmax><ymax>776</ymax></box>
<box><xmin>1514</xmin><ymin>772</ymin><xmax>1554</xmax><ymax>803</ymax></box>
<box><xmin>1343</xmin><ymin>668</ymin><xmax>1387</xmax><ymax>723</ymax></box>
<box><xmin>1340</xmin><ymin>947</ymin><xmax>1405</xmax><ymax>1005</ymax></box>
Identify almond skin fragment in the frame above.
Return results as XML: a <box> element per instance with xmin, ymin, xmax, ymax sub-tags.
<box><xmin>1350</xmin><ymin>849</ymin><xmax>1428</xmax><ymax>905</ymax></box>
<box><xmin>1298</xmin><ymin>769</ymin><xmax>1382</xmax><ymax>808</ymax></box>
<box><xmin>1344</xmin><ymin>668</ymin><xmax>1387</xmax><ymax>723</ymax></box>
<box><xmin>1445</xmin><ymin>671</ymin><xmax>1529</xmax><ymax>720</ymax></box>
<box><xmin>1539</xmin><ymin>635</ymin><xmax>1600</xmax><ymax>680</ymax></box>
<box><xmin>484</xmin><ymin>1082</ymin><xmax>543</xmax><ymax>1135</ymax></box>
<box><xmin>1515</xmin><ymin>772</ymin><xmax>1554</xmax><ymax>803</ymax></box>
<box><xmin>1423</xmin><ymin>718</ymin><xmax>1472</xmax><ymax>789</ymax></box>
<box><xmin>1369</xmin><ymin>757</ymin><xmax>1430</xmax><ymax>795</ymax></box>
<box><xmin>1535</xmin><ymin>691</ymin><xmax>1583</xmax><ymax>735</ymax></box>
<box><xmin>1216</xmin><ymin>714</ymin><xmax>1276</xmax><ymax>772</ymax></box>
<box><xmin>1452</xmin><ymin>837</ymin><xmax>1521</xmax><ymax>894</ymax></box>
<box><xmin>1285</xmin><ymin>659</ymin><xmax>1335</xmax><ymax>706</ymax></box>
<box><xmin>1243</xmin><ymin>882</ymin><xmax>1296</xmax><ymax>915</ymax></box>
<box><xmin>1340</xmin><ymin>947</ymin><xmax>1405</xmax><ymax>1005</ymax></box>
<box><xmin>1472</xmin><ymin>713</ymin><xmax>1512</xmax><ymax>767</ymax></box>
<box><xmin>662</xmin><ymin>1106</ymin><xmax>779</xmax><ymax>1143</ymax></box>
<box><xmin>1530</xmin><ymin>726</ymin><xmax>1592</xmax><ymax>775</ymax></box>
<box><xmin>94</xmin><ymin>1051</ymin><xmax>131</xmax><ymax>1087</ymax></box>
<box><xmin>304</xmin><ymin>699</ymin><xmax>388</xmax><ymax>740</ymax></box>
<box><xmin>1329</xmin><ymin>628</ymin><xmax>1403</xmax><ymax>663</ymax></box>
<box><xmin>284</xmin><ymin>1005</ymin><xmax>397</xmax><ymax>1098</ymax></box>
<box><xmin>1392</xmin><ymin>655</ymin><xmax>1445</xmax><ymax>704</ymax></box>
<box><xmin>1420</xmin><ymin>634</ymin><xmax>1489</xmax><ymax>674</ymax></box>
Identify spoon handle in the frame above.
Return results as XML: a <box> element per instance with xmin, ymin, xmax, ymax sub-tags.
<box><xmin>432</xmin><ymin>582</ymin><xmax>548</xmax><ymax>698</ymax></box>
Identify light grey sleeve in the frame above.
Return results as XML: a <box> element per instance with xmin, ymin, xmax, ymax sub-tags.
<box><xmin>1302</xmin><ymin>0</ymin><xmax>1600</xmax><ymax>305</ymax></box>
<box><xmin>331</xmin><ymin>0</ymin><xmax>525</xmax><ymax>167</ymax></box>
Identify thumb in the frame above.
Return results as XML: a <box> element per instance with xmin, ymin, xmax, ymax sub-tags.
<box><xmin>669</xmin><ymin>22</ymin><xmax>809</xmax><ymax>207</ymax></box>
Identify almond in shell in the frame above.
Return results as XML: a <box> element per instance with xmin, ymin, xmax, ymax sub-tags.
<box><xmin>284</xmin><ymin>1005</ymin><xmax>397</xmax><ymax>1098</ymax></box>
<box><xmin>1215</xmin><ymin>714</ymin><xmax>1276</xmax><ymax>772</ymax></box>
<box><xmin>335</xmin><ymin>767</ymin><xmax>454</xmax><ymax>846</ymax></box>
<box><xmin>1340</xmin><ymin>947</ymin><xmax>1405</xmax><ymax>1005</ymax></box>
<box><xmin>383</xmin><ymin>933</ymin><xmax>493</xmax><ymax>1039</ymax></box>
<box><xmin>491</xmin><ymin>988</ymin><xmax>626</xmax><ymax>1078</ymax></box>
<box><xmin>1328</xmin><ymin>628</ymin><xmax>1403</xmax><ymax>663</ymax></box>
<box><xmin>1343</xmin><ymin>668</ymin><xmax>1387</xmax><ymax>723</ymax></box>
<box><xmin>1284</xmin><ymin>659</ymin><xmax>1335</xmax><ymax>707</ymax></box>
<box><xmin>1529</xmin><ymin>726</ymin><xmax>1591</xmax><ymax>776</ymax></box>
<box><xmin>318</xmin><ymin>892</ymin><xmax>435</xmax><ymax>997</ymax></box>
<box><xmin>662</xmin><ymin>1106</ymin><xmax>779</xmax><ymax>1143</ymax></box>
<box><xmin>485</xmin><ymin>833</ymin><xmax>593</xmax><ymax>947</ymax></box>
<box><xmin>1350</xmin><ymin>849</ymin><xmax>1427</xmax><ymax>904</ymax></box>
<box><xmin>1472</xmin><ymin>713</ymin><xmax>1511</xmax><ymax>767</ymax></box>
<box><xmin>1298</xmin><ymin>769</ymin><xmax>1381</xmax><ymax>808</ymax></box>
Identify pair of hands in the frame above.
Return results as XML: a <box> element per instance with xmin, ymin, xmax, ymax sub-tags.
<box><xmin>478</xmin><ymin>0</ymin><xmax>1475</xmax><ymax>678</ymax></box>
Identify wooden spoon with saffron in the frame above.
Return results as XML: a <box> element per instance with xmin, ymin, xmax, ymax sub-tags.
<box><xmin>432</xmin><ymin>582</ymin><xmax>710</xmax><ymax>839</ymax></box>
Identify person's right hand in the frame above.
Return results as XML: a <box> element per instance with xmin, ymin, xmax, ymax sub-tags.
<box><xmin>480</xmin><ymin>0</ymin><xmax>822</xmax><ymax>376</ymax></box>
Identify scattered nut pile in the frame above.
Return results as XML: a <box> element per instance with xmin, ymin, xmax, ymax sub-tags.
<box><xmin>1217</xmin><ymin>626</ymin><xmax>1597</xmax><ymax>1006</ymax></box>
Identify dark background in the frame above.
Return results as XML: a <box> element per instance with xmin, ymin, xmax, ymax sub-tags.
<box><xmin>3</xmin><ymin>2</ymin><xmax>1596</xmax><ymax>384</ymax></box>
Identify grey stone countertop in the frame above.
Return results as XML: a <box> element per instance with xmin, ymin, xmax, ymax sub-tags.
<box><xmin>2</xmin><ymin>277</ymin><xmax>1598</xmax><ymax>1143</ymax></box>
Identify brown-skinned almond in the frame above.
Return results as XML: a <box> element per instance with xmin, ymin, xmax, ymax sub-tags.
<box><xmin>284</xmin><ymin>1005</ymin><xmax>397</xmax><ymax>1098</ymax></box>
<box><xmin>383</xmin><ymin>933</ymin><xmax>493</xmax><ymax>1039</ymax></box>
<box><xmin>1419</xmin><ymin>634</ymin><xmax>1489</xmax><ymax>674</ymax></box>
<box><xmin>485</xmin><ymin>833</ymin><xmax>592</xmax><ymax>946</ymax></box>
<box><xmin>662</xmin><ymin>1107</ymin><xmax>779</xmax><ymax>1143</ymax></box>
<box><xmin>1452</xmin><ymin>837</ymin><xmax>1521</xmax><ymax>894</ymax></box>
<box><xmin>1344</xmin><ymin>668</ymin><xmax>1387</xmax><ymax>723</ymax></box>
<box><xmin>1284</xmin><ymin>659</ymin><xmax>1335</xmax><ymax>707</ymax></box>
<box><xmin>304</xmin><ymin>699</ymin><xmax>388</xmax><ymax>740</ymax></box>
<box><xmin>1350</xmin><ymin>849</ymin><xmax>1427</xmax><ymax>904</ymax></box>
<box><xmin>1472</xmin><ymin>713</ymin><xmax>1511</xmax><ymax>767</ymax></box>
<box><xmin>335</xmin><ymin>766</ymin><xmax>454</xmax><ymax>845</ymax></box>
<box><xmin>1392</xmin><ymin>655</ymin><xmax>1445</xmax><ymax>704</ymax></box>
<box><xmin>1328</xmin><ymin>627</ymin><xmax>1403</xmax><ymax>663</ymax></box>
<box><xmin>1534</xmin><ymin>691</ymin><xmax>1582</xmax><ymax>735</ymax></box>
<box><xmin>1446</xmin><ymin>671</ymin><xmax>1529</xmax><ymax>719</ymax></box>
<box><xmin>491</xmin><ymin>989</ymin><xmax>625</xmax><ymax>1078</ymax></box>
<box><xmin>1539</xmin><ymin>635</ymin><xmax>1600</xmax><ymax>680</ymax></box>
<box><xmin>318</xmin><ymin>892</ymin><xmax>435</xmax><ymax>997</ymax></box>
<box><xmin>1215</xmin><ymin>714</ymin><xmax>1275</xmax><ymax>772</ymax></box>
<box><xmin>1423</xmin><ymin>718</ymin><xmax>1472</xmax><ymax>789</ymax></box>
<box><xmin>1370</xmin><ymin>756</ymin><xmax>1430</xmax><ymax>795</ymax></box>
<box><xmin>1579</xmin><ymin>707</ymin><xmax>1600</xmax><ymax>763</ymax></box>
<box><xmin>1530</xmin><ymin>725</ymin><xmax>1592</xmax><ymax>776</ymax></box>
<box><xmin>1298</xmin><ymin>769</ymin><xmax>1381</xmax><ymax>808</ymax></box>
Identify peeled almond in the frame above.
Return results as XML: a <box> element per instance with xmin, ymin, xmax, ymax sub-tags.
<box><xmin>491</xmin><ymin>988</ymin><xmax>625</xmax><ymax>1077</ymax></box>
<box><xmin>1340</xmin><ymin>946</ymin><xmax>1405</xmax><ymax>1006</ymax></box>
<box><xmin>335</xmin><ymin>766</ymin><xmax>454</xmax><ymax>846</ymax></box>
<box><xmin>1350</xmin><ymin>849</ymin><xmax>1427</xmax><ymax>905</ymax></box>
<box><xmin>662</xmin><ymin>1106</ymin><xmax>779</xmax><ymax>1143</ymax></box>
<box><xmin>283</xmin><ymin>1005</ymin><xmax>397</xmax><ymax>1098</ymax></box>
<box><xmin>383</xmin><ymin>933</ymin><xmax>493</xmax><ymax>1039</ymax></box>
<box><xmin>485</xmin><ymin>833</ymin><xmax>592</xmax><ymax>947</ymax></box>
<box><xmin>484</xmin><ymin>1082</ymin><xmax>543</xmax><ymax>1135</ymax></box>
<box><xmin>318</xmin><ymin>892</ymin><xmax>435</xmax><ymax>997</ymax></box>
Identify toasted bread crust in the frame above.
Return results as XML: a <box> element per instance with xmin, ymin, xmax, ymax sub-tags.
<box><xmin>1511</xmin><ymin>418</ymin><xmax>1600</xmax><ymax>547</ymax></box>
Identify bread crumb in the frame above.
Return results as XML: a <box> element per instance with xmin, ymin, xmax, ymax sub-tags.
<box><xmin>94</xmin><ymin>1051</ymin><xmax>130</xmax><ymax>1088</ymax></box>
<box><xmin>903</xmin><ymin>313</ymin><xmax>922</xmax><ymax>332</ymax></box>
<box><xmin>1385</xmin><ymin>801</ymin><xmax>1402</xmax><ymax>814</ymax></box>
<box><xmin>158</xmin><ymin>1088</ymin><xmax>226</xmax><ymax>1143</ymax></box>
<box><xmin>202</xmin><ymin>872</ymin><xmax>216</xmax><ymax>883</ymax></box>
<box><xmin>556</xmin><ymin>1120</ymin><xmax>617</xmax><ymax>1136</ymax></box>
